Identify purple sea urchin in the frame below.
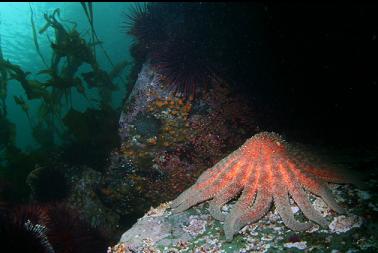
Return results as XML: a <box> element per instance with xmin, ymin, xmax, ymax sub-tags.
<box><xmin>0</xmin><ymin>205</ymin><xmax>54</xmax><ymax>253</ymax></box>
<box><xmin>124</xmin><ymin>3</ymin><xmax>220</xmax><ymax>99</ymax></box>
<box><xmin>46</xmin><ymin>204</ymin><xmax>109</xmax><ymax>253</ymax></box>
<box><xmin>151</xmin><ymin>37</ymin><xmax>218</xmax><ymax>99</ymax></box>
<box><xmin>122</xmin><ymin>3</ymin><xmax>165</xmax><ymax>51</ymax></box>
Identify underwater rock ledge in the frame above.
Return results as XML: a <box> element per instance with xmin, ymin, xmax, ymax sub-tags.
<box><xmin>109</xmin><ymin>181</ymin><xmax>378</xmax><ymax>253</ymax></box>
<box><xmin>110</xmin><ymin>61</ymin><xmax>378</xmax><ymax>253</ymax></box>
<box><xmin>113</xmin><ymin>60</ymin><xmax>258</xmax><ymax>213</ymax></box>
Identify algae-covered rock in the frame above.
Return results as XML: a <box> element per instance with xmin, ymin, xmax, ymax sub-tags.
<box><xmin>115</xmin><ymin>62</ymin><xmax>257</xmax><ymax>212</ymax></box>
<box><xmin>66</xmin><ymin>167</ymin><xmax>120</xmax><ymax>238</ymax></box>
<box><xmin>110</xmin><ymin>179</ymin><xmax>378</xmax><ymax>253</ymax></box>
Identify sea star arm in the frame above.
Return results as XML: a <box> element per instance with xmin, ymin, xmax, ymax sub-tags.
<box><xmin>290</xmin><ymin>149</ymin><xmax>348</xmax><ymax>183</ymax></box>
<box><xmin>171</xmin><ymin>153</ymin><xmax>240</xmax><ymax>209</ymax></box>
<box><xmin>196</xmin><ymin>152</ymin><xmax>240</xmax><ymax>184</ymax></box>
<box><xmin>208</xmin><ymin>160</ymin><xmax>257</xmax><ymax>221</ymax></box>
<box><xmin>223</xmin><ymin>157</ymin><xmax>266</xmax><ymax>241</ymax></box>
<box><xmin>224</xmin><ymin>190</ymin><xmax>272</xmax><ymax>242</ymax></box>
<box><xmin>282</xmin><ymin>163</ymin><xmax>328</xmax><ymax>227</ymax></box>
<box><xmin>171</xmin><ymin>158</ymin><xmax>235</xmax><ymax>210</ymax></box>
<box><xmin>273</xmin><ymin>164</ymin><xmax>312</xmax><ymax>231</ymax></box>
<box><xmin>273</xmin><ymin>191</ymin><xmax>312</xmax><ymax>231</ymax></box>
<box><xmin>287</xmin><ymin>161</ymin><xmax>345</xmax><ymax>213</ymax></box>
<box><xmin>302</xmin><ymin>165</ymin><xmax>348</xmax><ymax>184</ymax></box>
<box><xmin>208</xmin><ymin>181</ymin><xmax>243</xmax><ymax>221</ymax></box>
<box><xmin>172</xmin><ymin>158</ymin><xmax>247</xmax><ymax>213</ymax></box>
<box><xmin>288</xmin><ymin>145</ymin><xmax>350</xmax><ymax>184</ymax></box>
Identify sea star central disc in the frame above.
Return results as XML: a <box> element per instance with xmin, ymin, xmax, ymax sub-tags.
<box><xmin>171</xmin><ymin>132</ymin><xmax>349</xmax><ymax>241</ymax></box>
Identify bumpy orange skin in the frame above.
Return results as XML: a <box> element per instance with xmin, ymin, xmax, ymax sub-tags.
<box><xmin>171</xmin><ymin>132</ymin><xmax>347</xmax><ymax>241</ymax></box>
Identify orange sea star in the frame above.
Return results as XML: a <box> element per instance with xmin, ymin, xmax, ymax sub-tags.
<box><xmin>171</xmin><ymin>132</ymin><xmax>350</xmax><ymax>241</ymax></box>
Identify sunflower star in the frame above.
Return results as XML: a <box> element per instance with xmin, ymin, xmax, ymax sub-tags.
<box><xmin>171</xmin><ymin>132</ymin><xmax>350</xmax><ymax>241</ymax></box>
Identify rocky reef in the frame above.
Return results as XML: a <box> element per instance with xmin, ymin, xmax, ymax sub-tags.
<box><xmin>109</xmin><ymin>175</ymin><xmax>378</xmax><ymax>253</ymax></box>
<box><xmin>100</xmin><ymin>62</ymin><xmax>258</xmax><ymax>221</ymax></box>
<box><xmin>58</xmin><ymin>61</ymin><xmax>258</xmax><ymax>241</ymax></box>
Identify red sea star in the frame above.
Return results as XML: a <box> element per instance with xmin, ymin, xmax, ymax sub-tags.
<box><xmin>171</xmin><ymin>132</ymin><xmax>350</xmax><ymax>241</ymax></box>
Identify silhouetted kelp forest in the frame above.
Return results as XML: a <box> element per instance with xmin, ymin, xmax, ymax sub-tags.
<box><xmin>0</xmin><ymin>4</ymin><xmax>127</xmax><ymax>203</ymax></box>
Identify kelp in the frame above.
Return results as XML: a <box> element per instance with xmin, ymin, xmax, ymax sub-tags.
<box><xmin>0</xmin><ymin>116</ymin><xmax>16</xmax><ymax>151</ymax></box>
<box><xmin>81</xmin><ymin>2</ymin><xmax>96</xmax><ymax>60</ymax></box>
<box><xmin>32</xmin><ymin>122</ymin><xmax>55</xmax><ymax>148</ymax></box>
<box><xmin>0</xmin><ymin>80</ymin><xmax>6</xmax><ymax>116</ymax></box>
<box><xmin>2</xmin><ymin>60</ymin><xmax>49</xmax><ymax>100</ymax></box>
<box><xmin>109</xmin><ymin>60</ymin><xmax>129</xmax><ymax>80</ymax></box>
<box><xmin>62</xmin><ymin>108</ymin><xmax>91</xmax><ymax>143</ymax></box>
<box><xmin>0</xmin><ymin>17</ymin><xmax>3</xmax><ymax>60</ymax></box>
<box><xmin>81</xmin><ymin>2</ymin><xmax>128</xmax><ymax>88</ymax></box>
<box><xmin>37</xmin><ymin>10</ymin><xmax>97</xmax><ymax>108</ymax></box>
<box><xmin>0</xmin><ymin>31</ymin><xmax>8</xmax><ymax>116</ymax></box>
<box><xmin>37</xmin><ymin>90</ymin><xmax>61</xmax><ymax>120</ymax></box>
<box><xmin>29</xmin><ymin>3</ymin><xmax>48</xmax><ymax>68</ymax></box>
<box><xmin>0</xmin><ymin>146</ymin><xmax>36</xmax><ymax>203</ymax></box>
<box><xmin>0</xmin><ymin>5</ymin><xmax>133</xmax><ymax>210</ymax></box>
<box><xmin>39</xmin><ymin>8</ymin><xmax>77</xmax><ymax>35</ymax></box>
<box><xmin>0</xmin><ymin>6</ymin><xmax>128</xmax><ymax>179</ymax></box>
<box><xmin>61</xmin><ymin>105</ymin><xmax>120</xmax><ymax>170</ymax></box>
<box><xmin>14</xmin><ymin>95</ymin><xmax>33</xmax><ymax>128</ymax></box>
<box><xmin>0</xmin><ymin>66</ymin><xmax>7</xmax><ymax>117</ymax></box>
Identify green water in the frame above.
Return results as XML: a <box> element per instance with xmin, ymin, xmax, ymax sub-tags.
<box><xmin>0</xmin><ymin>2</ymin><xmax>135</xmax><ymax>151</ymax></box>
